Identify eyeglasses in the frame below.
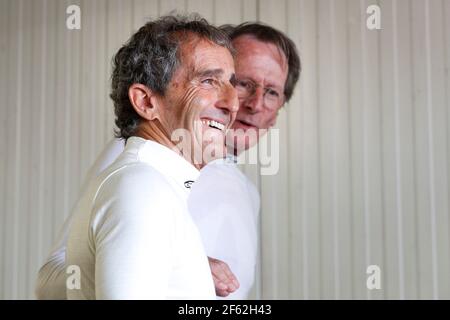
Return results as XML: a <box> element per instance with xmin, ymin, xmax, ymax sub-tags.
<box><xmin>235</xmin><ymin>78</ymin><xmax>285</xmax><ymax>110</ymax></box>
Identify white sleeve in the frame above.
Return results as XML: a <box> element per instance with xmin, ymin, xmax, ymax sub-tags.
<box><xmin>35</xmin><ymin>215</ymin><xmax>73</xmax><ymax>300</ymax></box>
<box><xmin>36</xmin><ymin>138</ymin><xmax>125</xmax><ymax>299</ymax></box>
<box><xmin>92</xmin><ymin>168</ymin><xmax>177</xmax><ymax>299</ymax></box>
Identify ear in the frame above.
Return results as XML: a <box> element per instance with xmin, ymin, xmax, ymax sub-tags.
<box><xmin>128</xmin><ymin>84</ymin><xmax>161</xmax><ymax>121</ymax></box>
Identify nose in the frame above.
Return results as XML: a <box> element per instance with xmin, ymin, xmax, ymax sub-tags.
<box><xmin>215</xmin><ymin>83</ymin><xmax>239</xmax><ymax>114</ymax></box>
<box><xmin>242</xmin><ymin>87</ymin><xmax>264</xmax><ymax>113</ymax></box>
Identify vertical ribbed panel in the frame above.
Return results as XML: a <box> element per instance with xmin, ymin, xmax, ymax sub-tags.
<box><xmin>0</xmin><ymin>0</ymin><xmax>449</xmax><ymax>299</ymax></box>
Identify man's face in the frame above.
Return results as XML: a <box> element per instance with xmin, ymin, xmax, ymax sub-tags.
<box><xmin>159</xmin><ymin>37</ymin><xmax>238</xmax><ymax>165</ymax></box>
<box><xmin>229</xmin><ymin>35</ymin><xmax>288</xmax><ymax>153</ymax></box>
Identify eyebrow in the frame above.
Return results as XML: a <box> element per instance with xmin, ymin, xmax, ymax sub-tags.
<box><xmin>195</xmin><ymin>69</ymin><xmax>224</xmax><ymax>78</ymax></box>
<box><xmin>238</xmin><ymin>76</ymin><xmax>283</xmax><ymax>91</ymax></box>
<box><xmin>195</xmin><ymin>69</ymin><xmax>237</xmax><ymax>85</ymax></box>
<box><xmin>266</xmin><ymin>82</ymin><xmax>283</xmax><ymax>91</ymax></box>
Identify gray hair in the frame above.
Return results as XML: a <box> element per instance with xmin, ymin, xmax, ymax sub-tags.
<box><xmin>110</xmin><ymin>14</ymin><xmax>233</xmax><ymax>139</ymax></box>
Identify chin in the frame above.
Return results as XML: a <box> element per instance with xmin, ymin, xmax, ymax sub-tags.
<box><xmin>232</xmin><ymin>119</ymin><xmax>257</xmax><ymax>132</ymax></box>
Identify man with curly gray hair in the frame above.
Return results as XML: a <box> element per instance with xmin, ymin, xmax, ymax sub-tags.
<box><xmin>38</xmin><ymin>15</ymin><xmax>238</xmax><ymax>299</ymax></box>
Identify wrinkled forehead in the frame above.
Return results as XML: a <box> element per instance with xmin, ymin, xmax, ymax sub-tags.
<box><xmin>177</xmin><ymin>36</ymin><xmax>235</xmax><ymax>76</ymax></box>
<box><xmin>232</xmin><ymin>35</ymin><xmax>288</xmax><ymax>67</ymax></box>
<box><xmin>232</xmin><ymin>35</ymin><xmax>288</xmax><ymax>87</ymax></box>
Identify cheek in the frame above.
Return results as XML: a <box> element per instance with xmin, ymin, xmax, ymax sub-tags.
<box><xmin>171</xmin><ymin>87</ymin><xmax>203</xmax><ymax>124</ymax></box>
<box><xmin>190</xmin><ymin>94</ymin><xmax>211</xmax><ymax>111</ymax></box>
<box><xmin>265</xmin><ymin>110</ymin><xmax>279</xmax><ymax>127</ymax></box>
<box><xmin>184</xmin><ymin>95</ymin><xmax>211</xmax><ymax>124</ymax></box>
<box><xmin>166</xmin><ymin>83</ymin><xmax>219</xmax><ymax>130</ymax></box>
<box><xmin>251</xmin><ymin>110</ymin><xmax>278</xmax><ymax>130</ymax></box>
<box><xmin>184</xmin><ymin>90</ymin><xmax>216</xmax><ymax>121</ymax></box>
<box><xmin>236</xmin><ymin>106</ymin><xmax>252</xmax><ymax>122</ymax></box>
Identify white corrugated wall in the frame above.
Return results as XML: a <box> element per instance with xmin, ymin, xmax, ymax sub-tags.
<box><xmin>0</xmin><ymin>0</ymin><xmax>449</xmax><ymax>299</ymax></box>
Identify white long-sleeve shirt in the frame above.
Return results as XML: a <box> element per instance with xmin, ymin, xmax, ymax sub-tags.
<box><xmin>35</xmin><ymin>138</ymin><xmax>259</xmax><ymax>299</ymax></box>
<box><xmin>188</xmin><ymin>158</ymin><xmax>259</xmax><ymax>299</ymax></box>
<box><xmin>64</xmin><ymin>137</ymin><xmax>215</xmax><ymax>299</ymax></box>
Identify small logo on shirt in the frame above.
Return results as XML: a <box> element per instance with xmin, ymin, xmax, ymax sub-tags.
<box><xmin>184</xmin><ymin>180</ymin><xmax>194</xmax><ymax>189</ymax></box>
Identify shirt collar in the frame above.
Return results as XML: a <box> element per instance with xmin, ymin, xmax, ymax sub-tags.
<box><xmin>125</xmin><ymin>136</ymin><xmax>200</xmax><ymax>194</ymax></box>
<box><xmin>207</xmin><ymin>153</ymin><xmax>237</xmax><ymax>166</ymax></box>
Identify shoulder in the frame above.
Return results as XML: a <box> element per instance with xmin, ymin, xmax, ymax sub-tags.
<box><xmin>98</xmin><ymin>163</ymin><xmax>177</xmax><ymax>201</ymax></box>
<box><xmin>189</xmin><ymin>161</ymin><xmax>260</xmax><ymax>220</ymax></box>
<box><xmin>198</xmin><ymin>161</ymin><xmax>259</xmax><ymax>199</ymax></box>
<box><xmin>90</xmin><ymin>163</ymin><xmax>181</xmax><ymax>232</ymax></box>
<box><xmin>198</xmin><ymin>160</ymin><xmax>248</xmax><ymax>188</ymax></box>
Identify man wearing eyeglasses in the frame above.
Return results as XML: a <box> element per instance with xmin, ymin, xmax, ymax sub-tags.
<box><xmin>224</xmin><ymin>23</ymin><xmax>299</xmax><ymax>155</ymax></box>
<box><xmin>35</xmin><ymin>21</ymin><xmax>300</xmax><ymax>300</ymax></box>
<box><xmin>190</xmin><ymin>23</ymin><xmax>301</xmax><ymax>299</ymax></box>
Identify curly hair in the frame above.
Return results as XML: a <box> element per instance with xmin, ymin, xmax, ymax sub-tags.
<box><xmin>110</xmin><ymin>14</ymin><xmax>233</xmax><ymax>139</ymax></box>
<box><xmin>221</xmin><ymin>22</ymin><xmax>301</xmax><ymax>102</ymax></box>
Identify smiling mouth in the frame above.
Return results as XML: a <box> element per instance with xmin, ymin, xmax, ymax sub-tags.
<box><xmin>201</xmin><ymin>119</ymin><xmax>226</xmax><ymax>131</ymax></box>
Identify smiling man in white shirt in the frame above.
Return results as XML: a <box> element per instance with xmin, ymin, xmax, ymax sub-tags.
<box><xmin>51</xmin><ymin>15</ymin><xmax>239</xmax><ymax>299</ymax></box>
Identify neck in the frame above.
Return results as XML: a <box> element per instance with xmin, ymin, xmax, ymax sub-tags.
<box><xmin>136</xmin><ymin>121</ymin><xmax>172</xmax><ymax>146</ymax></box>
<box><xmin>135</xmin><ymin>122</ymin><xmax>204</xmax><ymax>170</ymax></box>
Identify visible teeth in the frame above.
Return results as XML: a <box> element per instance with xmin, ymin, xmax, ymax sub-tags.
<box><xmin>201</xmin><ymin>119</ymin><xmax>225</xmax><ymax>131</ymax></box>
